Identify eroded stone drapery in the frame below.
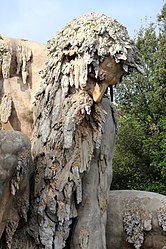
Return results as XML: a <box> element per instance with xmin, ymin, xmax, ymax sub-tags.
<box><xmin>0</xmin><ymin>40</ymin><xmax>33</xmax><ymax>131</ymax></box>
<box><xmin>70</xmin><ymin>97</ymin><xmax>117</xmax><ymax>249</ymax></box>
<box><xmin>31</xmin><ymin>12</ymin><xmax>143</xmax><ymax>249</ymax></box>
<box><xmin>0</xmin><ymin>42</ymin><xmax>32</xmax><ymax>83</ymax></box>
<box><xmin>32</xmin><ymin>90</ymin><xmax>105</xmax><ymax>248</ymax></box>
<box><xmin>0</xmin><ymin>94</ymin><xmax>12</xmax><ymax>124</ymax></box>
<box><xmin>0</xmin><ymin>37</ymin><xmax>48</xmax><ymax>139</ymax></box>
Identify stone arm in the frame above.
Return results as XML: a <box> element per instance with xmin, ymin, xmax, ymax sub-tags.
<box><xmin>0</xmin><ymin>130</ymin><xmax>33</xmax><ymax>249</ymax></box>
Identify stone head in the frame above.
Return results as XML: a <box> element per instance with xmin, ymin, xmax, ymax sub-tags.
<box><xmin>44</xmin><ymin>12</ymin><xmax>143</xmax><ymax>105</ymax></box>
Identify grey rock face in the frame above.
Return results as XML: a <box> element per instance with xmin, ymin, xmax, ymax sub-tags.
<box><xmin>107</xmin><ymin>190</ymin><xmax>166</xmax><ymax>249</ymax></box>
<box><xmin>0</xmin><ymin>130</ymin><xmax>33</xmax><ymax>249</ymax></box>
<box><xmin>31</xmin><ymin>11</ymin><xmax>144</xmax><ymax>248</ymax></box>
<box><xmin>0</xmin><ymin>12</ymin><xmax>144</xmax><ymax>249</ymax></box>
<box><xmin>70</xmin><ymin>96</ymin><xmax>116</xmax><ymax>249</ymax></box>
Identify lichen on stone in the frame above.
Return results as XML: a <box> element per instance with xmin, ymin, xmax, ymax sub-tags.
<box><xmin>157</xmin><ymin>204</ymin><xmax>166</xmax><ymax>231</ymax></box>
<box><xmin>123</xmin><ymin>211</ymin><xmax>144</xmax><ymax>249</ymax></box>
<box><xmin>123</xmin><ymin>198</ymin><xmax>152</xmax><ymax>249</ymax></box>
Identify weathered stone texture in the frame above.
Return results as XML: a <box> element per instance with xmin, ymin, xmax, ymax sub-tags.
<box><xmin>0</xmin><ymin>130</ymin><xmax>33</xmax><ymax>249</ymax></box>
<box><xmin>70</xmin><ymin>97</ymin><xmax>116</xmax><ymax>249</ymax></box>
<box><xmin>0</xmin><ymin>12</ymin><xmax>152</xmax><ymax>249</ymax></box>
<box><xmin>107</xmin><ymin>190</ymin><xmax>166</xmax><ymax>249</ymax></box>
<box><xmin>31</xmin><ymin>12</ymin><xmax>143</xmax><ymax>249</ymax></box>
<box><xmin>0</xmin><ymin>36</ymin><xmax>46</xmax><ymax>138</ymax></box>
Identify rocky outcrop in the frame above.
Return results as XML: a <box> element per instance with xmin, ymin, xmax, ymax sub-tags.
<box><xmin>107</xmin><ymin>190</ymin><xmax>166</xmax><ymax>249</ymax></box>
<box><xmin>31</xmin><ymin>12</ymin><xmax>143</xmax><ymax>249</ymax></box>
<box><xmin>2</xmin><ymin>12</ymin><xmax>165</xmax><ymax>249</ymax></box>
<box><xmin>0</xmin><ymin>130</ymin><xmax>33</xmax><ymax>249</ymax></box>
<box><xmin>0</xmin><ymin>36</ymin><xmax>46</xmax><ymax>138</ymax></box>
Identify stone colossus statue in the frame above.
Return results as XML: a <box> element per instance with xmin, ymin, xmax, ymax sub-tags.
<box><xmin>31</xmin><ymin>12</ymin><xmax>143</xmax><ymax>249</ymax></box>
<box><xmin>1</xmin><ymin>12</ymin><xmax>166</xmax><ymax>249</ymax></box>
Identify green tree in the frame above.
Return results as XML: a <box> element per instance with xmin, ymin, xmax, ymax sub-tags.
<box><xmin>111</xmin><ymin>3</ymin><xmax>166</xmax><ymax>195</ymax></box>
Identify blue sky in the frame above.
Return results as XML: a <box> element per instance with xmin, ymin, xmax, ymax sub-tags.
<box><xmin>1</xmin><ymin>0</ymin><xmax>165</xmax><ymax>43</ymax></box>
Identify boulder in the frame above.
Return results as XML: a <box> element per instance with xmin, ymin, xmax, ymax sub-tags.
<box><xmin>0</xmin><ymin>130</ymin><xmax>33</xmax><ymax>249</ymax></box>
<box><xmin>107</xmin><ymin>190</ymin><xmax>166</xmax><ymax>249</ymax></box>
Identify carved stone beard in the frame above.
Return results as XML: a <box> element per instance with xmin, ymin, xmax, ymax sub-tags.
<box><xmin>31</xmin><ymin>55</ymin><xmax>123</xmax><ymax>248</ymax></box>
<box><xmin>31</xmin><ymin>86</ymin><xmax>107</xmax><ymax>248</ymax></box>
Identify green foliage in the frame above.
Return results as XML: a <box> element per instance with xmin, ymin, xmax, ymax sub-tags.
<box><xmin>111</xmin><ymin>3</ymin><xmax>166</xmax><ymax>195</ymax></box>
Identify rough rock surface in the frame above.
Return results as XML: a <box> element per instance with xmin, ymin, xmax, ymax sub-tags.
<box><xmin>107</xmin><ymin>190</ymin><xmax>166</xmax><ymax>249</ymax></box>
<box><xmin>0</xmin><ymin>36</ymin><xmax>46</xmax><ymax>138</ymax></box>
<box><xmin>0</xmin><ymin>130</ymin><xmax>33</xmax><ymax>249</ymax></box>
<box><xmin>70</xmin><ymin>97</ymin><xmax>116</xmax><ymax>249</ymax></box>
<box><xmin>0</xmin><ymin>12</ymin><xmax>147</xmax><ymax>249</ymax></box>
<box><xmin>31</xmin><ymin>12</ymin><xmax>143</xmax><ymax>249</ymax></box>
